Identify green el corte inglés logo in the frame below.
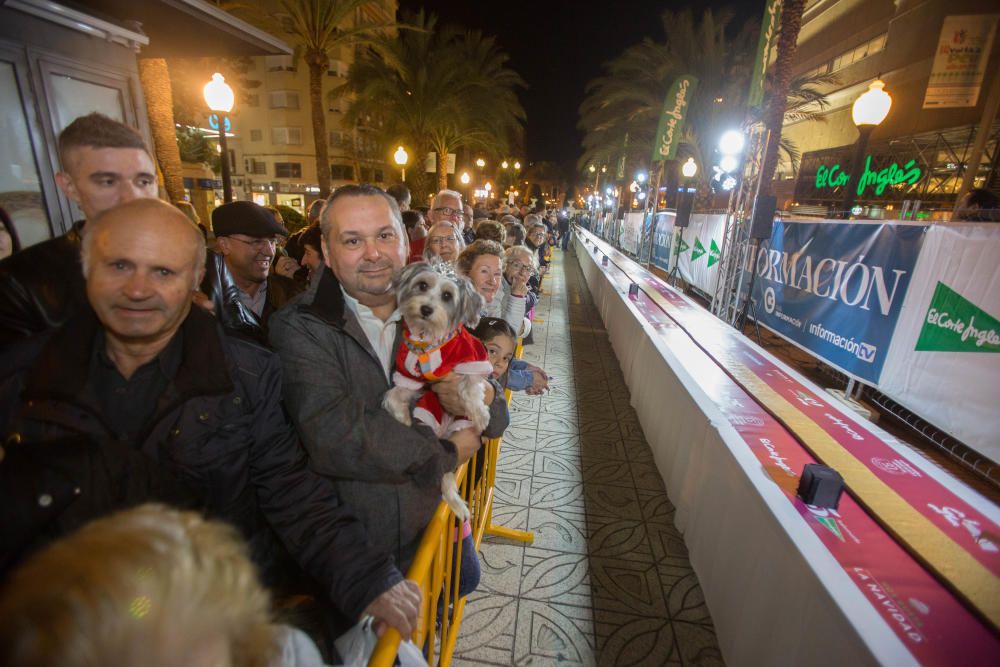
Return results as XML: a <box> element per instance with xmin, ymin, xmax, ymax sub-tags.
<box><xmin>915</xmin><ymin>282</ymin><xmax>1000</xmax><ymax>353</ymax></box>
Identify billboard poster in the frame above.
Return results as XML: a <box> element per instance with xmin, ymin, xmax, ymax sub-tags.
<box><xmin>621</xmin><ymin>211</ymin><xmax>644</xmax><ymax>255</ymax></box>
<box><xmin>675</xmin><ymin>213</ymin><xmax>725</xmax><ymax>296</ymax></box>
<box><xmin>878</xmin><ymin>223</ymin><xmax>1000</xmax><ymax>461</ymax></box>
<box><xmin>750</xmin><ymin>221</ymin><xmax>927</xmax><ymax>383</ymax></box>
<box><xmin>748</xmin><ymin>0</ymin><xmax>782</xmax><ymax>109</ymax></box>
<box><xmin>651</xmin><ymin>211</ymin><xmax>676</xmax><ymax>271</ymax></box>
<box><xmin>923</xmin><ymin>14</ymin><xmax>999</xmax><ymax>109</ymax></box>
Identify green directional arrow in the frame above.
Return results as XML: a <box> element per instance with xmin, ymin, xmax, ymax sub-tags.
<box><xmin>708</xmin><ymin>239</ymin><xmax>721</xmax><ymax>267</ymax></box>
<box><xmin>678</xmin><ymin>238</ymin><xmax>690</xmax><ymax>254</ymax></box>
<box><xmin>691</xmin><ymin>237</ymin><xmax>706</xmax><ymax>261</ymax></box>
<box><xmin>915</xmin><ymin>282</ymin><xmax>1000</xmax><ymax>353</ymax></box>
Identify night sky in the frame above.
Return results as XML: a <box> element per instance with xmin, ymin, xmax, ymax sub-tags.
<box><xmin>398</xmin><ymin>0</ymin><xmax>764</xmax><ymax>174</ymax></box>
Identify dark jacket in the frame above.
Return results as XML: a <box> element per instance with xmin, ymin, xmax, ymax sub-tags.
<box><xmin>269</xmin><ymin>268</ymin><xmax>509</xmax><ymax>569</ymax></box>
<box><xmin>0</xmin><ymin>305</ymin><xmax>402</xmax><ymax>620</ymax></box>
<box><xmin>0</xmin><ymin>223</ymin><xmax>85</xmax><ymax>347</ymax></box>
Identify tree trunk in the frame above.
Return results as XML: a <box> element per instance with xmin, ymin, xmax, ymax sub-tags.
<box><xmin>307</xmin><ymin>53</ymin><xmax>332</xmax><ymax>198</ymax></box>
<box><xmin>437</xmin><ymin>149</ymin><xmax>448</xmax><ymax>192</ymax></box>
<box><xmin>758</xmin><ymin>0</ymin><xmax>806</xmax><ymax>197</ymax></box>
<box><xmin>138</xmin><ymin>58</ymin><xmax>185</xmax><ymax>202</ymax></box>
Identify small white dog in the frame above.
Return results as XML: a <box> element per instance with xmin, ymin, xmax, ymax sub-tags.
<box><xmin>383</xmin><ymin>261</ymin><xmax>493</xmax><ymax>521</ymax></box>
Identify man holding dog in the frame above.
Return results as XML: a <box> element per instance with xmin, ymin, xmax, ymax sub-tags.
<box><xmin>270</xmin><ymin>185</ymin><xmax>509</xmax><ymax>576</ymax></box>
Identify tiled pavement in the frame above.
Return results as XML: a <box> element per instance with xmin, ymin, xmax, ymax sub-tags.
<box><xmin>451</xmin><ymin>246</ymin><xmax>724</xmax><ymax>666</ymax></box>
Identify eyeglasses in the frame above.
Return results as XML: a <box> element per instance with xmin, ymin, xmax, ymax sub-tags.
<box><xmin>428</xmin><ymin>236</ymin><xmax>459</xmax><ymax>245</ymax></box>
<box><xmin>228</xmin><ymin>236</ymin><xmax>279</xmax><ymax>250</ymax></box>
<box><xmin>432</xmin><ymin>206</ymin><xmax>463</xmax><ymax>218</ymax></box>
<box><xmin>507</xmin><ymin>260</ymin><xmax>532</xmax><ymax>272</ymax></box>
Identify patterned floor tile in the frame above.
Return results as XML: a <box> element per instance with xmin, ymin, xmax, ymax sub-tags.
<box><xmin>581</xmin><ymin>483</ymin><xmax>642</xmax><ymax>520</ymax></box>
<box><xmin>580</xmin><ymin>457</ymin><xmax>634</xmax><ymax>488</ymax></box>
<box><xmin>452</xmin><ymin>591</ymin><xmax>517</xmax><ymax>666</ymax></box>
<box><xmin>519</xmin><ymin>546</ymin><xmax>592</xmax><ymax>606</ymax></box>
<box><xmin>530</xmin><ymin>477</ymin><xmax>586</xmax><ymax>511</ymax></box>
<box><xmin>584</xmin><ymin>514</ymin><xmax>653</xmax><ymax>559</ymax></box>
<box><xmin>672</xmin><ymin>620</ymin><xmax>725</xmax><ymax>667</ymax></box>
<box><xmin>527</xmin><ymin>506</ymin><xmax>589</xmax><ymax>554</ymax></box>
<box><xmin>496</xmin><ymin>446</ymin><xmax>534</xmax><ymax>478</ymax></box>
<box><xmin>512</xmin><ymin>599</ymin><xmax>596</xmax><ymax>667</ymax></box>
<box><xmin>537</xmin><ymin>412</ymin><xmax>581</xmax><ymax>434</ymax></box>
<box><xmin>476</xmin><ymin>542</ymin><xmax>525</xmax><ymax>597</ymax></box>
<box><xmin>494</xmin><ymin>474</ymin><xmax>534</xmax><ymax>506</ymax></box>
<box><xmin>533</xmin><ymin>450</ymin><xmax>582</xmax><ymax>481</ymax></box>
<box><xmin>589</xmin><ymin>554</ymin><xmax>667</xmax><ymax>617</ymax></box>
<box><xmin>595</xmin><ymin>611</ymin><xmax>682</xmax><ymax>666</ymax></box>
<box><xmin>630</xmin><ymin>460</ymin><xmax>667</xmax><ymax>492</ymax></box>
<box><xmin>508</xmin><ymin>405</ymin><xmax>540</xmax><ymax>429</ymax></box>
<box><xmin>662</xmin><ymin>565</ymin><xmax>714</xmax><ymax>625</ymax></box>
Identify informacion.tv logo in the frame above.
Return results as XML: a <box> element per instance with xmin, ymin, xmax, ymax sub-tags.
<box><xmin>856</xmin><ymin>342</ymin><xmax>877</xmax><ymax>363</ymax></box>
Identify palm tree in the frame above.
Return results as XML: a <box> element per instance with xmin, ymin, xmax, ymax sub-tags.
<box><xmin>579</xmin><ymin>6</ymin><xmax>831</xmax><ymax>195</ymax></box>
<box><xmin>138</xmin><ymin>59</ymin><xmax>185</xmax><ymax>202</ymax></box>
<box><xmin>337</xmin><ymin>11</ymin><xmax>525</xmax><ymax>198</ymax></box>
<box><xmin>264</xmin><ymin>0</ymin><xmax>406</xmax><ymax>197</ymax></box>
<box><xmin>758</xmin><ymin>0</ymin><xmax>807</xmax><ymax>195</ymax></box>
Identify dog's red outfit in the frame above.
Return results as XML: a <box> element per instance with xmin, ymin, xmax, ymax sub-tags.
<box><xmin>392</xmin><ymin>325</ymin><xmax>493</xmax><ymax>436</ymax></box>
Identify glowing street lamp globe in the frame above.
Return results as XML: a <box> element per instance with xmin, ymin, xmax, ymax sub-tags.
<box><xmin>589</xmin><ymin>165</ymin><xmax>596</xmax><ymax>173</ymax></box>
<box><xmin>460</xmin><ymin>172</ymin><xmax>470</xmax><ymax>185</ymax></box>
<box><xmin>393</xmin><ymin>146</ymin><xmax>408</xmax><ymax>167</ymax></box>
<box><xmin>475</xmin><ymin>158</ymin><xmax>486</xmax><ymax>168</ymax></box>
<box><xmin>681</xmin><ymin>157</ymin><xmax>698</xmax><ymax>178</ymax></box>
<box><xmin>484</xmin><ymin>182</ymin><xmax>492</xmax><ymax>192</ymax></box>
<box><xmin>501</xmin><ymin>160</ymin><xmax>509</xmax><ymax>169</ymax></box>
<box><xmin>203</xmin><ymin>73</ymin><xmax>234</xmax><ymax>112</ymax></box>
<box><xmin>514</xmin><ymin>161</ymin><xmax>521</xmax><ymax>169</ymax></box>
<box><xmin>719</xmin><ymin>130</ymin><xmax>745</xmax><ymax>156</ymax></box>
<box><xmin>852</xmin><ymin>79</ymin><xmax>892</xmax><ymax>127</ymax></box>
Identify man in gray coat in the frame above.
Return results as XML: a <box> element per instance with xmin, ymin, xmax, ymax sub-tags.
<box><xmin>270</xmin><ymin>185</ymin><xmax>508</xmax><ymax>573</ymax></box>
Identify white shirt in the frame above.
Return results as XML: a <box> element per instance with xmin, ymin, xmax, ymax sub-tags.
<box><xmin>238</xmin><ymin>283</ymin><xmax>268</xmax><ymax>317</ymax></box>
<box><xmin>341</xmin><ymin>287</ymin><xmax>402</xmax><ymax>381</ymax></box>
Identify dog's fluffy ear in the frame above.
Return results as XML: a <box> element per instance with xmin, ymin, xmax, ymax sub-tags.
<box><xmin>456</xmin><ymin>275</ymin><xmax>484</xmax><ymax>327</ymax></box>
<box><xmin>394</xmin><ymin>261</ymin><xmax>430</xmax><ymax>290</ymax></box>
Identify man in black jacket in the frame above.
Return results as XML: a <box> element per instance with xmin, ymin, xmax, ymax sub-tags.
<box><xmin>0</xmin><ymin>198</ymin><xmax>420</xmax><ymax>640</ymax></box>
<box><xmin>0</xmin><ymin>113</ymin><xmax>159</xmax><ymax>346</ymax></box>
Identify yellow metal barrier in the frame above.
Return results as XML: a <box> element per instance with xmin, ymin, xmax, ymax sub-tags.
<box><xmin>369</xmin><ymin>344</ymin><xmax>533</xmax><ymax>666</ymax></box>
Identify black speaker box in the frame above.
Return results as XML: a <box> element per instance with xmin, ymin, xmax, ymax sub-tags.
<box><xmin>796</xmin><ymin>463</ymin><xmax>845</xmax><ymax>509</ymax></box>
<box><xmin>675</xmin><ymin>192</ymin><xmax>693</xmax><ymax>228</ymax></box>
<box><xmin>750</xmin><ymin>194</ymin><xmax>777</xmax><ymax>239</ymax></box>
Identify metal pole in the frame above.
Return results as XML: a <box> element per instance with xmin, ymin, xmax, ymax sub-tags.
<box><xmin>953</xmin><ymin>65</ymin><xmax>1000</xmax><ymax>215</ymax></box>
<box><xmin>218</xmin><ymin>115</ymin><xmax>233</xmax><ymax>203</ymax></box>
<box><xmin>401</xmin><ymin>166</ymin><xmax>406</xmax><ymax>183</ymax></box>
<box><xmin>842</xmin><ymin>125</ymin><xmax>873</xmax><ymax>218</ymax></box>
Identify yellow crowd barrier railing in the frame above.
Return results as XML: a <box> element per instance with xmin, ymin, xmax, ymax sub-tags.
<box><xmin>369</xmin><ymin>344</ymin><xmax>533</xmax><ymax>667</ymax></box>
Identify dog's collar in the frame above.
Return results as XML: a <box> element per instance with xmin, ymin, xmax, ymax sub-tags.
<box><xmin>402</xmin><ymin>325</ymin><xmax>461</xmax><ymax>356</ymax></box>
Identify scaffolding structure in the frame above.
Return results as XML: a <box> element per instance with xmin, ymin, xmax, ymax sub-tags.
<box><xmin>711</xmin><ymin>123</ymin><xmax>768</xmax><ymax>324</ymax></box>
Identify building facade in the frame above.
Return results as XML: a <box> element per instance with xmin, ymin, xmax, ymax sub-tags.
<box><xmin>774</xmin><ymin>0</ymin><xmax>1000</xmax><ymax>219</ymax></box>
<box><xmin>229</xmin><ymin>1</ymin><xmax>398</xmax><ymax>216</ymax></box>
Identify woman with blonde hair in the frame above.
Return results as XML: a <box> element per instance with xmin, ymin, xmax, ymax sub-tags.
<box><xmin>457</xmin><ymin>240</ymin><xmax>526</xmax><ymax>333</ymax></box>
<box><xmin>0</xmin><ymin>504</ymin><xmax>327</xmax><ymax>667</ymax></box>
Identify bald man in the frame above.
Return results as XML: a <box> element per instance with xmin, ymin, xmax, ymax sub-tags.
<box><xmin>0</xmin><ymin>198</ymin><xmax>419</xmax><ymax>647</ymax></box>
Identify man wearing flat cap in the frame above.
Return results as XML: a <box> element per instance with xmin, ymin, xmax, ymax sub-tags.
<box><xmin>213</xmin><ymin>201</ymin><xmax>303</xmax><ymax>334</ymax></box>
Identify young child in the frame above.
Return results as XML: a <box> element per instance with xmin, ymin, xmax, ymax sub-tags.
<box><xmin>472</xmin><ymin>318</ymin><xmax>550</xmax><ymax>394</ymax></box>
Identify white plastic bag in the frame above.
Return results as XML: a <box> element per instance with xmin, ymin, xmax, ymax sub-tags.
<box><xmin>333</xmin><ymin>617</ymin><xmax>428</xmax><ymax>667</ymax></box>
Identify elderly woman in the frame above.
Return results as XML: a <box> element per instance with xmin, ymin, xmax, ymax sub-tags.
<box><xmin>503</xmin><ymin>245</ymin><xmax>539</xmax><ymax>334</ymax></box>
<box><xmin>423</xmin><ymin>221</ymin><xmax>463</xmax><ymax>265</ymax></box>
<box><xmin>457</xmin><ymin>240</ymin><xmax>526</xmax><ymax>334</ymax></box>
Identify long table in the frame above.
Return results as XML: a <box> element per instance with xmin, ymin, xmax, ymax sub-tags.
<box><xmin>574</xmin><ymin>229</ymin><xmax>999</xmax><ymax>666</ymax></box>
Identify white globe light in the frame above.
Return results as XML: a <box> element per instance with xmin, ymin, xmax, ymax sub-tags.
<box><xmin>720</xmin><ymin>155</ymin><xmax>739</xmax><ymax>173</ymax></box>
<box><xmin>460</xmin><ymin>172</ymin><xmax>470</xmax><ymax>185</ymax></box>
<box><xmin>852</xmin><ymin>79</ymin><xmax>892</xmax><ymax>127</ymax></box>
<box><xmin>203</xmin><ymin>73</ymin><xmax>234</xmax><ymax>113</ymax></box>
<box><xmin>393</xmin><ymin>146</ymin><xmax>408</xmax><ymax>166</ymax></box>
<box><xmin>722</xmin><ymin>176</ymin><xmax>737</xmax><ymax>191</ymax></box>
<box><xmin>719</xmin><ymin>130</ymin><xmax>745</xmax><ymax>155</ymax></box>
<box><xmin>637</xmin><ymin>192</ymin><xmax>647</xmax><ymax>200</ymax></box>
<box><xmin>606</xmin><ymin>187</ymin><xmax>613</xmax><ymax>195</ymax></box>
<box><xmin>681</xmin><ymin>157</ymin><xmax>698</xmax><ymax>178</ymax></box>
<box><xmin>636</xmin><ymin>172</ymin><xmax>647</xmax><ymax>183</ymax></box>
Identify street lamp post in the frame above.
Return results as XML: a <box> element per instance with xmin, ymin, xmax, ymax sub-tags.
<box><xmin>203</xmin><ymin>73</ymin><xmax>235</xmax><ymax>203</ymax></box>
<box><xmin>394</xmin><ymin>146</ymin><xmax>408</xmax><ymax>182</ymax></box>
<box><xmin>460</xmin><ymin>171</ymin><xmax>471</xmax><ymax>204</ymax></box>
<box><xmin>843</xmin><ymin>79</ymin><xmax>892</xmax><ymax>218</ymax></box>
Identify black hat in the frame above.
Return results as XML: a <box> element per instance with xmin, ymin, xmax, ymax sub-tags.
<box><xmin>211</xmin><ymin>201</ymin><xmax>288</xmax><ymax>238</ymax></box>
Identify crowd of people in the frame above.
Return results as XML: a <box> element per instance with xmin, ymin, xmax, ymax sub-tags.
<box><xmin>0</xmin><ymin>112</ymin><xmax>571</xmax><ymax>664</ymax></box>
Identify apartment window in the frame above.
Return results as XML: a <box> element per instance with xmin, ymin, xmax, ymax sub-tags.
<box><xmin>274</xmin><ymin>162</ymin><xmax>302</xmax><ymax>178</ymax></box>
<box><xmin>330</xmin><ymin>164</ymin><xmax>354</xmax><ymax>180</ymax></box>
<box><xmin>270</xmin><ymin>90</ymin><xmax>300</xmax><ymax>109</ymax></box>
<box><xmin>271</xmin><ymin>127</ymin><xmax>303</xmax><ymax>145</ymax></box>
<box><xmin>327</xmin><ymin>59</ymin><xmax>349</xmax><ymax>78</ymax></box>
<box><xmin>830</xmin><ymin>33</ymin><xmax>886</xmax><ymax>73</ymax></box>
<box><xmin>250</xmin><ymin>129</ymin><xmax>262</xmax><ymax>142</ymax></box>
<box><xmin>265</xmin><ymin>55</ymin><xmax>296</xmax><ymax>72</ymax></box>
<box><xmin>328</xmin><ymin>98</ymin><xmax>343</xmax><ymax>113</ymax></box>
<box><xmin>245</xmin><ymin>158</ymin><xmax>266</xmax><ymax>175</ymax></box>
<box><xmin>329</xmin><ymin>130</ymin><xmax>348</xmax><ymax>147</ymax></box>
<box><xmin>246</xmin><ymin>94</ymin><xmax>259</xmax><ymax>107</ymax></box>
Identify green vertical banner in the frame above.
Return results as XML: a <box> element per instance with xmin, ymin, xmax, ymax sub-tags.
<box><xmin>748</xmin><ymin>0</ymin><xmax>783</xmax><ymax>109</ymax></box>
<box><xmin>651</xmin><ymin>75</ymin><xmax>698</xmax><ymax>163</ymax></box>
<box><xmin>617</xmin><ymin>132</ymin><xmax>629</xmax><ymax>179</ymax></box>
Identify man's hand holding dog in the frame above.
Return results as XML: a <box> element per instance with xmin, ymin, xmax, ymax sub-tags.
<box><xmin>432</xmin><ymin>373</ymin><xmax>495</xmax><ymax>413</ymax></box>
